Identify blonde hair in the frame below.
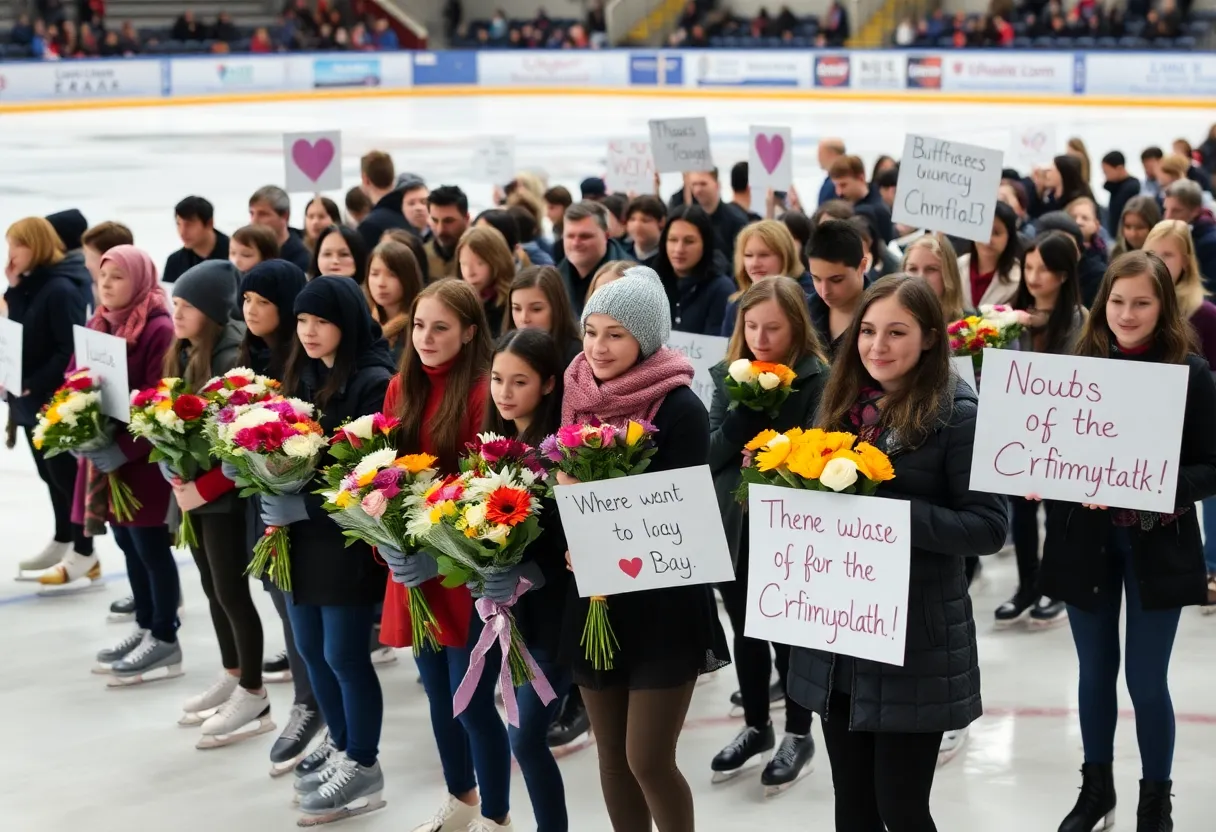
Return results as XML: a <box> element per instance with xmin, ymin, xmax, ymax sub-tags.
<box><xmin>1066</xmin><ymin>137</ymin><xmax>1091</xmax><ymax>186</ymax></box>
<box><xmin>1160</xmin><ymin>153</ymin><xmax>1191</xmax><ymax>180</ymax></box>
<box><xmin>731</xmin><ymin>221</ymin><xmax>801</xmax><ymax>301</ymax></box>
<box><xmin>455</xmin><ymin>226</ymin><xmax>515</xmax><ymax>311</ymax></box>
<box><xmin>5</xmin><ymin>217</ymin><xmax>65</xmax><ymax>270</ymax></box>
<box><xmin>586</xmin><ymin>260</ymin><xmax>637</xmax><ymax>302</ymax></box>
<box><xmin>513</xmin><ymin>172</ymin><xmax>547</xmax><ymax>200</ymax></box>
<box><xmin>901</xmin><ymin>233</ymin><xmax>966</xmax><ymax>322</ymax></box>
<box><xmin>1145</xmin><ymin>220</ymin><xmax>1207</xmax><ymax>318</ymax></box>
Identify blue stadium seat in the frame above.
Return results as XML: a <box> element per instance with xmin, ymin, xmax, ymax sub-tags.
<box><xmin>723</xmin><ymin>36</ymin><xmax>742</xmax><ymax>47</ymax></box>
<box><xmin>1096</xmin><ymin>36</ymin><xmax>1118</xmax><ymax>48</ymax></box>
<box><xmin>1033</xmin><ymin>35</ymin><xmax>1054</xmax><ymax>47</ymax></box>
<box><xmin>936</xmin><ymin>36</ymin><xmax>954</xmax><ymax>47</ymax></box>
<box><xmin>1175</xmin><ymin>35</ymin><xmax>1197</xmax><ymax>49</ymax></box>
<box><xmin>1151</xmin><ymin>37</ymin><xmax>1175</xmax><ymax>48</ymax></box>
<box><xmin>1051</xmin><ymin>35</ymin><xmax>1074</xmax><ymax>48</ymax></box>
<box><xmin>1118</xmin><ymin>35</ymin><xmax>1147</xmax><ymax>48</ymax></box>
<box><xmin>762</xmin><ymin>36</ymin><xmax>781</xmax><ymax>47</ymax></box>
<box><xmin>1126</xmin><ymin>19</ymin><xmax>1146</xmax><ymax>36</ymax></box>
<box><xmin>1074</xmin><ymin>35</ymin><xmax>1096</xmax><ymax>47</ymax></box>
<box><xmin>708</xmin><ymin>36</ymin><xmax>725</xmax><ymax>47</ymax></box>
<box><xmin>1013</xmin><ymin>35</ymin><xmax>1032</xmax><ymax>47</ymax></box>
<box><xmin>1013</xmin><ymin>21</ymin><xmax>1028</xmax><ymax>35</ymax></box>
<box><xmin>790</xmin><ymin>36</ymin><xmax>810</xmax><ymax>47</ymax></box>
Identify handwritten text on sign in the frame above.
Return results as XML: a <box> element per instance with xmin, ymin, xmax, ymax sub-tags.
<box><xmin>557</xmin><ymin>465</ymin><xmax>733</xmax><ymax>597</ymax></box>
<box><xmin>891</xmin><ymin>134</ymin><xmax>1003</xmax><ymax>244</ymax></box>
<box><xmin>72</xmin><ymin>325</ymin><xmax>131</xmax><ymax>422</ymax></box>
<box><xmin>969</xmin><ymin>349</ymin><xmax>1188</xmax><ymax>512</ymax></box>
<box><xmin>648</xmin><ymin>117</ymin><xmax>714</xmax><ymax>173</ymax></box>
<box><xmin>0</xmin><ymin>317</ymin><xmax>23</xmax><ymax>395</ymax></box>
<box><xmin>472</xmin><ymin>136</ymin><xmax>517</xmax><ymax>184</ymax></box>
<box><xmin>606</xmin><ymin>138</ymin><xmax>656</xmax><ymax>195</ymax></box>
<box><xmin>745</xmin><ymin>485</ymin><xmax>911</xmax><ymax>666</ymax></box>
<box><xmin>665</xmin><ymin>330</ymin><xmax>729</xmax><ymax>410</ymax></box>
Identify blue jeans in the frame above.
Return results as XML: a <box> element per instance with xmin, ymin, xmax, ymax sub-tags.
<box><xmin>1067</xmin><ymin>526</ymin><xmax>1181</xmax><ymax>781</ymax></box>
<box><xmin>508</xmin><ymin>650</ymin><xmax>572</xmax><ymax>832</ymax></box>
<box><xmin>415</xmin><ymin>611</ymin><xmax>512</xmax><ymax>822</ymax></box>
<box><xmin>112</xmin><ymin>525</ymin><xmax>179</xmax><ymax>643</ymax></box>
<box><xmin>286</xmin><ymin>600</ymin><xmax>382</xmax><ymax>767</ymax></box>
<box><xmin>1202</xmin><ymin>497</ymin><xmax>1216</xmax><ymax>572</ymax></box>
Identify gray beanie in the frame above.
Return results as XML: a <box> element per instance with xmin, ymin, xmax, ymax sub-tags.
<box><xmin>173</xmin><ymin>260</ymin><xmax>240</xmax><ymax>326</ymax></box>
<box><xmin>581</xmin><ymin>265</ymin><xmax>671</xmax><ymax>358</ymax></box>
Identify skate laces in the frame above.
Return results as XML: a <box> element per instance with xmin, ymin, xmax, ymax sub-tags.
<box><xmin>773</xmin><ymin>736</ymin><xmax>800</xmax><ymax>766</ymax></box>
<box><xmin>112</xmin><ymin>631</ymin><xmax>144</xmax><ymax>654</ymax></box>
<box><xmin>214</xmin><ymin>687</ymin><xmax>255</xmax><ymax>720</ymax></box>
<box><xmin>314</xmin><ymin>757</ymin><xmax>358</xmax><ymax>798</ymax></box>
<box><xmin>123</xmin><ymin>634</ymin><xmax>158</xmax><ymax>664</ymax></box>
<box><xmin>724</xmin><ymin>727</ymin><xmax>760</xmax><ymax>754</ymax></box>
<box><xmin>431</xmin><ymin>795</ymin><xmax>463</xmax><ymax>823</ymax></box>
<box><xmin>281</xmin><ymin>703</ymin><xmax>315</xmax><ymax>742</ymax></box>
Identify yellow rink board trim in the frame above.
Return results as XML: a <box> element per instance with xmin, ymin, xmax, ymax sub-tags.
<box><xmin>0</xmin><ymin>84</ymin><xmax>1212</xmax><ymax>114</ymax></box>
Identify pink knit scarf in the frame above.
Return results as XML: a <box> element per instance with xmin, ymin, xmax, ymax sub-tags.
<box><xmin>562</xmin><ymin>347</ymin><xmax>694</xmax><ymax>427</ymax></box>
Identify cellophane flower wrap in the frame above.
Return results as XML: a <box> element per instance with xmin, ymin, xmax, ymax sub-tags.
<box><xmin>128</xmin><ymin>377</ymin><xmax>212</xmax><ymax>547</ymax></box>
<box><xmin>947</xmin><ymin>304</ymin><xmax>1030</xmax><ymax>373</ymax></box>
<box><xmin>34</xmin><ymin>369</ymin><xmax>140</xmax><ymax>522</ymax></box>
<box><xmin>199</xmin><ymin>367</ymin><xmax>280</xmax><ymax>446</ymax></box>
<box><xmin>210</xmin><ymin>396</ymin><xmax>327</xmax><ymax>590</ymax></box>
<box><xmin>317</xmin><ymin>414</ymin><xmax>443</xmax><ymax>655</ymax></box>
<box><xmin>736</xmin><ymin>428</ymin><xmax>896</xmax><ymax>501</ymax></box>
<box><xmin>724</xmin><ymin>358</ymin><xmax>798</xmax><ymax>417</ymax></box>
<box><xmin>538</xmin><ymin>419</ymin><xmax>658</xmax><ymax>672</ymax></box>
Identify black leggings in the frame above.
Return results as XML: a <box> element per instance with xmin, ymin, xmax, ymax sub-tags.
<box><xmin>191</xmin><ymin>506</ymin><xmax>263</xmax><ymax>690</ymax></box>
<box><xmin>24</xmin><ymin>426</ymin><xmax>91</xmax><ymax>556</ymax></box>
<box><xmin>820</xmin><ymin>694</ymin><xmax>944</xmax><ymax>832</ymax></box>
<box><xmin>1010</xmin><ymin>496</ymin><xmax>1047</xmax><ymax>594</ymax></box>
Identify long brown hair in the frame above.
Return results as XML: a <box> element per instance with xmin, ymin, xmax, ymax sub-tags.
<box><xmin>162</xmin><ymin>317</ymin><xmax>224</xmax><ymax>390</ymax></box>
<box><xmin>455</xmin><ymin>226</ymin><xmax>514</xmax><ymax>320</ymax></box>
<box><xmin>725</xmin><ymin>276</ymin><xmax>827</xmax><ymax>367</ymax></box>
<box><xmin>395</xmin><ymin>279</ymin><xmax>493</xmax><ymax>467</ymax></box>
<box><xmin>364</xmin><ymin>240</ymin><xmax>424</xmax><ymax>325</ymax></box>
<box><xmin>817</xmin><ymin>275</ymin><xmax>950</xmax><ymax>448</ymax></box>
<box><xmin>1073</xmin><ymin>250</ymin><xmax>1192</xmax><ymax>364</ymax></box>
<box><xmin>505</xmin><ymin>265</ymin><xmax>580</xmax><ymax>347</ymax></box>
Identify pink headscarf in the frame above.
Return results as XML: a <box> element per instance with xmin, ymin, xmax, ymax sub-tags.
<box><xmin>562</xmin><ymin>346</ymin><xmax>694</xmax><ymax>427</ymax></box>
<box><xmin>89</xmin><ymin>244</ymin><xmax>168</xmax><ymax>345</ymax></box>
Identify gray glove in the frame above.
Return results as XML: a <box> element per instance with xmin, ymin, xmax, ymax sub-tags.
<box><xmin>477</xmin><ymin>560</ymin><xmax>546</xmax><ymax>603</ymax></box>
<box><xmin>259</xmin><ymin>493</ymin><xmax>310</xmax><ymax>528</ymax></box>
<box><xmin>157</xmin><ymin>461</ymin><xmax>178</xmax><ymax>483</ymax></box>
<box><xmin>221</xmin><ymin>460</ymin><xmax>239</xmax><ymax>481</ymax></box>
<box><xmin>81</xmin><ymin>443</ymin><xmax>128</xmax><ymax>474</ymax></box>
<box><xmin>380</xmin><ymin>543</ymin><xmax>440</xmax><ymax>587</ymax></box>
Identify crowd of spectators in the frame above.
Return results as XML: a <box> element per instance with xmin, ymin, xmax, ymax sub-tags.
<box><xmin>446</xmin><ymin>1</ymin><xmax>610</xmax><ymax>49</ymax></box>
<box><xmin>667</xmin><ymin>1</ymin><xmax>846</xmax><ymax>48</ymax></box>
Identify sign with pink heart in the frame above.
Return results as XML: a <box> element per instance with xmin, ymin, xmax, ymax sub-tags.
<box><xmin>749</xmin><ymin>125</ymin><xmax>793</xmax><ymax>191</ymax></box>
<box><xmin>556</xmin><ymin>465</ymin><xmax>732</xmax><ymax>597</ymax></box>
<box><xmin>283</xmin><ymin>130</ymin><xmax>343</xmax><ymax>193</ymax></box>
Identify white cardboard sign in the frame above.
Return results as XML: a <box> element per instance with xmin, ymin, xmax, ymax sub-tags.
<box><xmin>472</xmin><ymin>136</ymin><xmax>517</xmax><ymax>183</ymax></box>
<box><xmin>72</xmin><ymin>326</ymin><xmax>130</xmax><ymax>422</ymax></box>
<box><xmin>891</xmin><ymin>134</ymin><xmax>1004</xmax><ymax>243</ymax></box>
<box><xmin>665</xmin><ymin>331</ymin><xmax>729</xmax><ymax>410</ymax></box>
<box><xmin>746</xmin><ymin>484</ymin><xmax>911</xmax><ymax>666</ymax></box>
<box><xmin>951</xmin><ymin>355</ymin><xmax>978</xmax><ymax>393</ymax></box>
<box><xmin>283</xmin><ymin>130</ymin><xmax>343</xmax><ymax>193</ymax></box>
<box><xmin>557</xmin><ymin>465</ymin><xmax>733</xmax><ymax>597</ymax></box>
<box><xmin>0</xmin><ymin>318</ymin><xmax>23</xmax><ymax>395</ymax></box>
<box><xmin>970</xmin><ymin>349</ymin><xmax>1189</xmax><ymax>512</ymax></box>
<box><xmin>606</xmin><ymin>138</ymin><xmax>656</xmax><ymax>195</ymax></box>
<box><xmin>1009</xmin><ymin>124</ymin><xmax>1058</xmax><ymax>175</ymax></box>
<box><xmin>749</xmin><ymin>125</ymin><xmax>793</xmax><ymax>191</ymax></box>
<box><xmin>648</xmin><ymin>117</ymin><xmax>714</xmax><ymax>173</ymax></box>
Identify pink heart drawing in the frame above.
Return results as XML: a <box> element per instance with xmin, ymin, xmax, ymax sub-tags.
<box><xmin>755</xmin><ymin>133</ymin><xmax>785</xmax><ymax>176</ymax></box>
<box><xmin>292</xmin><ymin>138</ymin><xmax>335</xmax><ymax>183</ymax></box>
<box><xmin>618</xmin><ymin>557</ymin><xmax>643</xmax><ymax>579</ymax></box>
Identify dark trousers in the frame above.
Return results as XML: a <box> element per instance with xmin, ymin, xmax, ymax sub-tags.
<box><xmin>286</xmin><ymin>600</ymin><xmax>382</xmax><ymax>768</ymax></box>
<box><xmin>112</xmin><ymin>524</ymin><xmax>179</xmax><ymax>643</ymax></box>
<box><xmin>1067</xmin><ymin>526</ymin><xmax>1181</xmax><ymax>781</ymax></box>
<box><xmin>508</xmin><ymin>649</ymin><xmax>572</xmax><ymax>832</ymax></box>
<box><xmin>415</xmin><ymin>610</ymin><xmax>513</xmax><ymax>822</ymax></box>
<box><xmin>268</xmin><ymin>583</ymin><xmax>315</xmax><ymax>706</ymax></box>
<box><xmin>190</xmin><ymin>507</ymin><xmax>263</xmax><ymax>690</ymax></box>
<box><xmin>24</xmin><ymin>427</ymin><xmax>91</xmax><ymax>555</ymax></box>
<box><xmin>1011</xmin><ymin>496</ymin><xmax>1047</xmax><ymax>594</ymax></box>
<box><xmin>820</xmin><ymin>693</ymin><xmax>943</xmax><ymax>832</ymax></box>
<box><xmin>719</xmin><ymin>536</ymin><xmax>812</xmax><ymax>735</ymax></box>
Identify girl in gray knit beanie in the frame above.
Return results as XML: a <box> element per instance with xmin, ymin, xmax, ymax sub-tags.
<box><xmin>580</xmin><ymin>265</ymin><xmax>671</xmax><ymax>358</ymax></box>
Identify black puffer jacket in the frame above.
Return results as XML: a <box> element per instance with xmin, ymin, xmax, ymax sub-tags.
<box><xmin>788</xmin><ymin>379</ymin><xmax>1008</xmax><ymax>733</ymax></box>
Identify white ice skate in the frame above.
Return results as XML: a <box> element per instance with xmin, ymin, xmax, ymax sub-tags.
<box><xmin>15</xmin><ymin>540</ymin><xmax>69</xmax><ymax>581</ymax></box>
<box><xmin>370</xmin><ymin>646</ymin><xmax>397</xmax><ymax>666</ymax></box>
<box><xmin>107</xmin><ymin>633</ymin><xmax>184</xmax><ymax>688</ymax></box>
<box><xmin>410</xmin><ymin>794</ymin><xmax>481</xmax><ymax>832</ymax></box>
<box><xmin>937</xmin><ymin>726</ymin><xmax>968</xmax><ymax>768</ymax></box>
<box><xmin>468</xmin><ymin>819</ymin><xmax>514</xmax><ymax>832</ymax></box>
<box><xmin>36</xmin><ymin>552</ymin><xmax>102</xmax><ymax>596</ymax></box>
<box><xmin>180</xmin><ymin>670</ymin><xmax>239</xmax><ymax>726</ymax></box>
<box><xmin>197</xmin><ymin>687</ymin><xmax>275</xmax><ymax>749</ymax></box>
<box><xmin>297</xmin><ymin>757</ymin><xmax>386</xmax><ymax>827</ymax></box>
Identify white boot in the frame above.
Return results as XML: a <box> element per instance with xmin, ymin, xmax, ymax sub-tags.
<box><xmin>16</xmin><ymin>540</ymin><xmax>70</xmax><ymax>580</ymax></box>
<box><xmin>37</xmin><ymin>551</ymin><xmax>101</xmax><ymax>593</ymax></box>
<box><xmin>180</xmin><ymin>670</ymin><xmax>239</xmax><ymax>726</ymax></box>
<box><xmin>197</xmin><ymin>686</ymin><xmax>275</xmax><ymax>749</ymax></box>
<box><xmin>411</xmin><ymin>795</ymin><xmax>481</xmax><ymax>832</ymax></box>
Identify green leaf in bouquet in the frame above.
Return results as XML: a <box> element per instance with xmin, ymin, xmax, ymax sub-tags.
<box><xmin>436</xmin><ymin>556</ymin><xmax>471</xmax><ymax>588</ymax></box>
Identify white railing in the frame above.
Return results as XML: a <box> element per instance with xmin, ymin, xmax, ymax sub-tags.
<box><xmin>606</xmin><ymin>0</ymin><xmax>655</xmax><ymax>46</ymax></box>
<box><xmin>377</xmin><ymin>0</ymin><xmax>429</xmax><ymax>41</ymax></box>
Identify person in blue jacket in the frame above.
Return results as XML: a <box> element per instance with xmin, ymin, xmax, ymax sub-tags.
<box><xmin>654</xmin><ymin>205</ymin><xmax>734</xmax><ymax>337</ymax></box>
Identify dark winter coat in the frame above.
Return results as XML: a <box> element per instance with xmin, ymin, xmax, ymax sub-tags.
<box><xmin>163</xmin><ymin>231</ymin><xmax>231</xmax><ymax>284</ymax></box>
<box><xmin>788</xmin><ymin>379</ymin><xmax>1008</xmax><ymax>733</ymax></box>
<box><xmin>708</xmin><ymin>352</ymin><xmax>829</xmax><ymax>568</ymax></box>
<box><xmin>513</xmin><ymin>499</ymin><xmax>572</xmax><ymax>658</ymax></box>
<box><xmin>557</xmin><ymin>237</ymin><xmax>630</xmax><ymax>317</ymax></box>
<box><xmin>356</xmin><ymin>187</ymin><xmax>420</xmax><ymax>254</ymax></box>
<box><xmin>1040</xmin><ymin>351</ymin><xmax>1216</xmax><ymax>612</ymax></box>
<box><xmin>4</xmin><ymin>257</ymin><xmax>90</xmax><ymax>426</ymax></box>
<box><xmin>706</xmin><ymin>200</ymin><xmax>751</xmax><ymax>263</ymax></box>
<box><xmin>808</xmin><ymin>273</ymin><xmax>874</xmax><ymax>361</ymax></box>
<box><xmin>854</xmin><ymin>186</ymin><xmax>895</xmax><ymax>244</ymax></box>
<box><xmin>1103</xmin><ymin>176</ymin><xmax>1142</xmax><ymax>238</ymax></box>
<box><xmin>1191</xmin><ymin>209</ymin><xmax>1216</xmax><ymax>293</ymax></box>
<box><xmin>281</xmin><ymin>231</ymin><xmax>313</xmax><ymax>275</ymax></box>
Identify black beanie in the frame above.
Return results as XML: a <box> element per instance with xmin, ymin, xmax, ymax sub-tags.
<box><xmin>174</xmin><ymin>260</ymin><xmax>240</xmax><ymax>325</ymax></box>
<box><xmin>45</xmin><ymin>209</ymin><xmax>88</xmax><ymax>251</ymax></box>
<box><xmin>293</xmin><ymin>276</ymin><xmax>378</xmax><ymax>356</ymax></box>
<box><xmin>240</xmin><ymin>259</ymin><xmax>307</xmax><ymax>327</ymax></box>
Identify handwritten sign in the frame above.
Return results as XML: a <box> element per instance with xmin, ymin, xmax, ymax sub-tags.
<box><xmin>0</xmin><ymin>318</ymin><xmax>23</xmax><ymax>395</ymax></box>
<box><xmin>951</xmin><ymin>355</ymin><xmax>977</xmax><ymax>393</ymax></box>
<box><xmin>283</xmin><ymin>130</ymin><xmax>342</xmax><ymax>193</ymax></box>
<box><xmin>969</xmin><ymin>349</ymin><xmax>1188</xmax><ymax>512</ymax></box>
<box><xmin>72</xmin><ymin>325</ymin><xmax>130</xmax><ymax>422</ymax></box>
<box><xmin>606</xmin><ymin>138</ymin><xmax>655</xmax><ymax>195</ymax></box>
<box><xmin>891</xmin><ymin>134</ymin><xmax>1003</xmax><ymax>244</ymax></box>
<box><xmin>665</xmin><ymin>331</ymin><xmax>729</xmax><ymax>410</ymax></box>
<box><xmin>557</xmin><ymin>465</ymin><xmax>732</xmax><ymax>597</ymax></box>
<box><xmin>648</xmin><ymin>117</ymin><xmax>714</xmax><ymax>173</ymax></box>
<box><xmin>472</xmin><ymin>136</ymin><xmax>517</xmax><ymax>184</ymax></box>
<box><xmin>1009</xmin><ymin>124</ymin><xmax>1057</xmax><ymax>176</ymax></box>
<box><xmin>749</xmin><ymin>125</ymin><xmax>793</xmax><ymax>191</ymax></box>
<box><xmin>745</xmin><ymin>484</ymin><xmax>911</xmax><ymax>666</ymax></box>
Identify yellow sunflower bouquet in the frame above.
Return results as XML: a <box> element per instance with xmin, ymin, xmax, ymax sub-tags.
<box><xmin>735</xmin><ymin>428</ymin><xmax>895</xmax><ymax>501</ymax></box>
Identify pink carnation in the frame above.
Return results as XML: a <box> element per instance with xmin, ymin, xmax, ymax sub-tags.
<box><xmin>557</xmin><ymin>424</ymin><xmax>584</xmax><ymax>449</ymax></box>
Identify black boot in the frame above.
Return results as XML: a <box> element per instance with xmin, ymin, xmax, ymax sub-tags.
<box><xmin>729</xmin><ymin>681</ymin><xmax>784</xmax><ymax>709</ymax></box>
<box><xmin>1058</xmin><ymin>763</ymin><xmax>1116</xmax><ymax>832</ymax></box>
<box><xmin>1136</xmin><ymin>780</ymin><xmax>1173</xmax><ymax>832</ymax></box>
<box><xmin>546</xmin><ymin>689</ymin><xmax>590</xmax><ymax>748</ymax></box>
<box><xmin>711</xmin><ymin>723</ymin><xmax>775</xmax><ymax>782</ymax></box>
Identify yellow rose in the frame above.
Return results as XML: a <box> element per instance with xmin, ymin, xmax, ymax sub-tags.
<box><xmin>334</xmin><ymin>491</ymin><xmax>357</xmax><ymax>509</ymax></box>
<box><xmin>855</xmin><ymin>442</ymin><xmax>895</xmax><ymax>482</ymax></box>
<box><xmin>625</xmin><ymin>420</ymin><xmax>645</xmax><ymax>447</ymax></box>
<box><xmin>786</xmin><ymin>438</ymin><xmax>831</xmax><ymax>480</ymax></box>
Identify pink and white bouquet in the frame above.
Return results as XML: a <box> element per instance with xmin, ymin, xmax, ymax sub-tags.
<box><xmin>948</xmin><ymin>304</ymin><xmax>1030</xmax><ymax>374</ymax></box>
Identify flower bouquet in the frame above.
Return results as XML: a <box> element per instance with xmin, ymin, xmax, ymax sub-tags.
<box><xmin>736</xmin><ymin>428</ymin><xmax>895</xmax><ymax>500</ymax></box>
<box><xmin>317</xmin><ymin>414</ymin><xmax>445</xmax><ymax>655</ymax></box>
<box><xmin>211</xmin><ymin>397</ymin><xmax>327</xmax><ymax>590</ymax></box>
<box><xmin>948</xmin><ymin>304</ymin><xmax>1030</xmax><ymax>374</ymax></box>
<box><xmin>539</xmin><ymin>419</ymin><xmax>659</xmax><ymax>671</ymax></box>
<box><xmin>724</xmin><ymin>358</ymin><xmax>798</xmax><ymax>417</ymax></box>
<box><xmin>199</xmin><ymin>367</ymin><xmax>280</xmax><ymax>409</ymax></box>
<box><xmin>34</xmin><ymin>369</ymin><xmax>141</xmax><ymax>522</ymax></box>
<box><xmin>128</xmin><ymin>377</ymin><xmax>212</xmax><ymax>547</ymax></box>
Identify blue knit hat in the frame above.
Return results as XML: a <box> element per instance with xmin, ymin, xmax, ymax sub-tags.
<box><xmin>581</xmin><ymin>265</ymin><xmax>671</xmax><ymax>358</ymax></box>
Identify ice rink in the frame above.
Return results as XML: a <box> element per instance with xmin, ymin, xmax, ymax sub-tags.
<box><xmin>2</xmin><ymin>92</ymin><xmax>1215</xmax><ymax>831</ymax></box>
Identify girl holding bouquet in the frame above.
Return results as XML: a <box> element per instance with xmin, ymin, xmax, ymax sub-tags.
<box><xmin>788</xmin><ymin>275</ymin><xmax>1007</xmax><ymax>832</ymax></box>
<box><xmin>80</xmin><ymin>245</ymin><xmax>183</xmax><ymax>683</ymax></box>
<box><xmin>708</xmin><ymin>277</ymin><xmax>829</xmax><ymax>794</ymax></box>
<box><xmin>560</xmin><ymin>265</ymin><xmax>731</xmax><ymax>832</ymax></box>
<box><xmin>265</xmin><ymin>277</ymin><xmax>394</xmax><ymax>819</ymax></box>
<box><xmin>379</xmin><ymin>279</ymin><xmax>510</xmax><ymax>832</ymax></box>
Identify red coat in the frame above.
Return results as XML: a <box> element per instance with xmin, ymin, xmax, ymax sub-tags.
<box><xmin>379</xmin><ymin>365</ymin><xmax>489</xmax><ymax>649</ymax></box>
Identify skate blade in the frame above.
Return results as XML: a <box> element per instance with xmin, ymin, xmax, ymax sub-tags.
<box><xmin>91</xmin><ymin>662</ymin><xmax>117</xmax><ymax>676</ymax></box>
<box><xmin>38</xmin><ymin>579</ymin><xmax>104</xmax><ymax>597</ymax></box>
<box><xmin>196</xmin><ymin>717</ymin><xmax>276</xmax><ymax>749</ymax></box>
<box><xmin>370</xmin><ymin>648</ymin><xmax>397</xmax><ymax>666</ymax></box>
<box><xmin>728</xmin><ymin>705</ymin><xmax>744</xmax><ymax>719</ymax></box>
<box><xmin>264</xmin><ymin>670</ymin><xmax>293</xmax><ymax>684</ymax></box>
<box><xmin>1026</xmin><ymin>613</ymin><xmax>1068</xmax><ymax>631</ymax></box>
<box><xmin>297</xmin><ymin>796</ymin><xmax>386</xmax><ymax>827</ymax></box>
<box><xmin>1091</xmin><ymin>810</ymin><xmax>1115</xmax><ymax>831</ymax></box>
<box><xmin>992</xmin><ymin>615</ymin><xmax>1028</xmax><ymax>631</ymax></box>
<box><xmin>763</xmin><ymin>762</ymin><xmax>814</xmax><ymax>798</ymax></box>
<box><xmin>711</xmin><ymin>755</ymin><xmax>768</xmax><ymax>785</ymax></box>
<box><xmin>270</xmin><ymin>752</ymin><xmax>309</xmax><ymax>778</ymax></box>
<box><xmin>179</xmin><ymin>707</ymin><xmax>220</xmax><ymax>727</ymax></box>
<box><xmin>107</xmin><ymin>611</ymin><xmax>135</xmax><ymax>623</ymax></box>
<box><xmin>107</xmin><ymin>664</ymin><xmax>184</xmax><ymax>688</ymax></box>
<box><xmin>15</xmin><ymin>572</ymin><xmax>54</xmax><ymax>582</ymax></box>
<box><xmin>551</xmin><ymin>730</ymin><xmax>595</xmax><ymax>760</ymax></box>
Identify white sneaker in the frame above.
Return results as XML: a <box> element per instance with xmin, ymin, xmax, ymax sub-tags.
<box><xmin>411</xmin><ymin>795</ymin><xmax>481</xmax><ymax>832</ymax></box>
<box><xmin>180</xmin><ymin>671</ymin><xmax>239</xmax><ymax>725</ymax></box>
<box><xmin>468</xmin><ymin>818</ymin><xmax>514</xmax><ymax>832</ymax></box>
<box><xmin>17</xmin><ymin>539</ymin><xmax>70</xmax><ymax>575</ymax></box>
<box><xmin>937</xmin><ymin>726</ymin><xmax>969</xmax><ymax>768</ymax></box>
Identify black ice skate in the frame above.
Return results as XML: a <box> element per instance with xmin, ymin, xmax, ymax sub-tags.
<box><xmin>711</xmin><ymin>723</ymin><xmax>774</xmax><ymax>784</ymax></box>
<box><xmin>271</xmin><ymin>702</ymin><xmax>326</xmax><ymax>777</ymax></box>
<box><xmin>761</xmin><ymin>733</ymin><xmax>814</xmax><ymax>797</ymax></box>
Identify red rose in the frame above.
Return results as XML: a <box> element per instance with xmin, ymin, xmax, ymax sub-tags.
<box><xmin>202</xmin><ymin>378</ymin><xmax>224</xmax><ymax>393</ymax></box>
<box><xmin>172</xmin><ymin>394</ymin><xmax>206</xmax><ymax>421</ymax></box>
<box><xmin>65</xmin><ymin>375</ymin><xmax>95</xmax><ymax>392</ymax></box>
<box><xmin>226</xmin><ymin>376</ymin><xmax>251</xmax><ymax>388</ymax></box>
<box><xmin>132</xmin><ymin>388</ymin><xmax>158</xmax><ymax>408</ymax></box>
<box><xmin>228</xmin><ymin>390</ymin><xmax>251</xmax><ymax>407</ymax></box>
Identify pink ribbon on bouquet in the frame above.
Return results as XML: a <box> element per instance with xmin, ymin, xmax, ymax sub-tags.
<box><xmin>452</xmin><ymin>578</ymin><xmax>556</xmax><ymax>727</ymax></box>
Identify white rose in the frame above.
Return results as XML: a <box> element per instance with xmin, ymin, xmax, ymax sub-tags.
<box><xmin>282</xmin><ymin>433</ymin><xmax>324</xmax><ymax>459</ymax></box>
<box><xmin>820</xmin><ymin>457</ymin><xmax>860</xmax><ymax>492</ymax></box>
<box><xmin>480</xmin><ymin>523</ymin><xmax>510</xmax><ymax>546</ymax></box>
<box><xmin>230</xmin><ymin>407</ymin><xmax>282</xmax><ymax>433</ymax></box>
<box><xmin>343</xmin><ymin>414</ymin><xmax>375</xmax><ymax>440</ymax></box>
<box><xmin>244</xmin><ymin>383</ymin><xmax>267</xmax><ymax>396</ymax></box>
<box><xmin>728</xmin><ymin>358</ymin><xmax>757</xmax><ymax>384</ymax></box>
<box><xmin>464</xmin><ymin>502</ymin><xmax>487</xmax><ymax>529</ymax></box>
<box><xmin>757</xmin><ymin>372</ymin><xmax>781</xmax><ymax>391</ymax></box>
